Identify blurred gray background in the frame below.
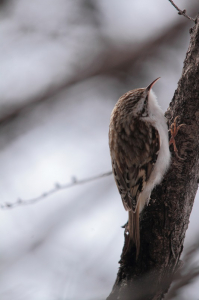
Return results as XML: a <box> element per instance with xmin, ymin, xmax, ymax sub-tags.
<box><xmin>0</xmin><ymin>1</ymin><xmax>199</xmax><ymax>299</ymax></box>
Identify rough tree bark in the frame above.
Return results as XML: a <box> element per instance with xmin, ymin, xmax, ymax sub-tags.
<box><xmin>106</xmin><ymin>15</ymin><xmax>199</xmax><ymax>300</ymax></box>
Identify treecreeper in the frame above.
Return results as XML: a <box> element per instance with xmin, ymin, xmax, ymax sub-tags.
<box><xmin>109</xmin><ymin>78</ymin><xmax>171</xmax><ymax>259</ymax></box>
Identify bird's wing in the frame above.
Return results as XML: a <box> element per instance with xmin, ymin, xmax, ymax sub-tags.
<box><xmin>111</xmin><ymin>120</ymin><xmax>160</xmax><ymax>212</ymax></box>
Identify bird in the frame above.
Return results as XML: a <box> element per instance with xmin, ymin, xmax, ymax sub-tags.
<box><xmin>109</xmin><ymin>78</ymin><xmax>171</xmax><ymax>259</ymax></box>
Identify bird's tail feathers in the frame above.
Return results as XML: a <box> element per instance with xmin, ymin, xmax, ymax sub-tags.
<box><xmin>128</xmin><ymin>201</ymin><xmax>140</xmax><ymax>259</ymax></box>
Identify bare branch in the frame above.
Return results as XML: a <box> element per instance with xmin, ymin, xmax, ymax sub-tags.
<box><xmin>0</xmin><ymin>171</ymin><xmax>112</xmax><ymax>209</ymax></box>
<box><xmin>0</xmin><ymin>14</ymin><xmax>192</xmax><ymax>128</ymax></box>
<box><xmin>168</xmin><ymin>0</ymin><xmax>196</xmax><ymax>22</ymax></box>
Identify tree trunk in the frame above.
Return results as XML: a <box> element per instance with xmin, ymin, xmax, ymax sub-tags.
<box><xmin>107</xmin><ymin>15</ymin><xmax>199</xmax><ymax>300</ymax></box>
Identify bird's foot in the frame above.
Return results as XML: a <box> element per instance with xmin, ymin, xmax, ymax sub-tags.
<box><xmin>122</xmin><ymin>222</ymin><xmax>130</xmax><ymax>255</ymax></box>
<box><xmin>121</xmin><ymin>221</ymin><xmax>128</xmax><ymax>229</ymax></box>
<box><xmin>169</xmin><ymin>116</ymin><xmax>185</xmax><ymax>160</ymax></box>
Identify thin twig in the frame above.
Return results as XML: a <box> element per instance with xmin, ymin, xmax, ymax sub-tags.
<box><xmin>168</xmin><ymin>0</ymin><xmax>195</xmax><ymax>22</ymax></box>
<box><xmin>0</xmin><ymin>171</ymin><xmax>112</xmax><ymax>209</ymax></box>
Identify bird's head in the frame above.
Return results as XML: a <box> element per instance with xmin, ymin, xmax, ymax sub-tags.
<box><xmin>122</xmin><ymin>78</ymin><xmax>160</xmax><ymax>117</ymax></box>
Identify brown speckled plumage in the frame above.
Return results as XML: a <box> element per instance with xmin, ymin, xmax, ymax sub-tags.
<box><xmin>109</xmin><ymin>118</ymin><xmax>159</xmax><ymax>212</ymax></box>
<box><xmin>109</xmin><ymin>79</ymin><xmax>170</xmax><ymax>258</ymax></box>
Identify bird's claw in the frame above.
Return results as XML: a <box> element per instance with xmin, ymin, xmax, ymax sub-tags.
<box><xmin>169</xmin><ymin>116</ymin><xmax>185</xmax><ymax>160</ymax></box>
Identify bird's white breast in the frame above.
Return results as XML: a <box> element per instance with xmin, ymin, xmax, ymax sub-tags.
<box><xmin>139</xmin><ymin>90</ymin><xmax>171</xmax><ymax>212</ymax></box>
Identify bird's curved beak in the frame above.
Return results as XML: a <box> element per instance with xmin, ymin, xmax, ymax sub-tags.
<box><xmin>146</xmin><ymin>77</ymin><xmax>160</xmax><ymax>92</ymax></box>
